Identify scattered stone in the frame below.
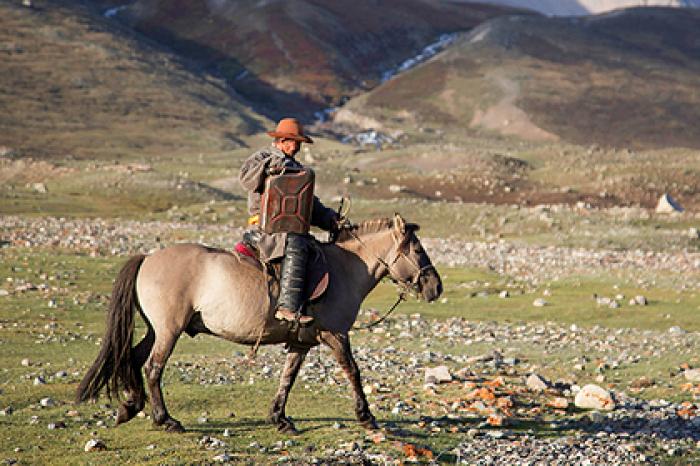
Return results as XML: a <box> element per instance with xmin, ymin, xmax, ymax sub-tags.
<box><xmin>40</xmin><ymin>397</ymin><xmax>55</xmax><ymax>407</ymax></box>
<box><xmin>32</xmin><ymin>183</ymin><xmax>48</xmax><ymax>194</ymax></box>
<box><xmin>34</xmin><ymin>376</ymin><xmax>46</xmax><ymax>386</ymax></box>
<box><xmin>47</xmin><ymin>421</ymin><xmax>66</xmax><ymax>430</ymax></box>
<box><xmin>0</xmin><ymin>406</ymin><xmax>14</xmax><ymax>416</ymax></box>
<box><xmin>669</xmin><ymin>326</ymin><xmax>686</xmax><ymax>335</ymax></box>
<box><xmin>574</xmin><ymin>384</ymin><xmax>615</xmax><ymax>411</ymax></box>
<box><xmin>424</xmin><ymin>365</ymin><xmax>452</xmax><ymax>384</ymax></box>
<box><xmin>499</xmin><ymin>290</ymin><xmax>509</xmax><ymax>298</ymax></box>
<box><xmin>532</xmin><ymin>298</ymin><xmax>547</xmax><ymax>307</ymax></box>
<box><xmin>630</xmin><ymin>376</ymin><xmax>654</xmax><ymax>389</ymax></box>
<box><xmin>655</xmin><ymin>193</ymin><xmax>683</xmax><ymax>213</ymax></box>
<box><xmin>526</xmin><ymin>373</ymin><xmax>549</xmax><ymax>391</ymax></box>
<box><xmin>633</xmin><ymin>295</ymin><xmax>648</xmax><ymax>306</ymax></box>
<box><xmin>549</xmin><ymin>397</ymin><xmax>569</xmax><ymax>409</ymax></box>
<box><xmin>84</xmin><ymin>438</ymin><xmax>107</xmax><ymax>452</ymax></box>
<box><xmin>20</xmin><ymin>358</ymin><xmax>31</xmax><ymax>367</ymax></box>
<box><xmin>683</xmin><ymin>369</ymin><xmax>700</xmax><ymax>382</ymax></box>
<box><xmin>222</xmin><ymin>428</ymin><xmax>232</xmax><ymax>437</ymax></box>
<box><xmin>213</xmin><ymin>452</ymin><xmax>233</xmax><ymax>463</ymax></box>
<box><xmin>0</xmin><ymin>289</ymin><xmax>9</xmax><ymax>296</ymax></box>
<box><xmin>688</xmin><ymin>227</ymin><xmax>700</xmax><ymax>239</ymax></box>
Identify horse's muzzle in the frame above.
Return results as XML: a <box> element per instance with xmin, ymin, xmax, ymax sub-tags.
<box><xmin>419</xmin><ymin>267</ymin><xmax>443</xmax><ymax>303</ymax></box>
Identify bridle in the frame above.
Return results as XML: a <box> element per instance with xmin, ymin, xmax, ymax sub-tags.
<box><xmin>345</xmin><ymin>226</ymin><xmax>436</xmax><ymax>329</ymax></box>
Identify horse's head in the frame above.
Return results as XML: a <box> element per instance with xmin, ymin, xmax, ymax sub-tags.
<box><xmin>387</xmin><ymin>214</ymin><xmax>443</xmax><ymax>303</ymax></box>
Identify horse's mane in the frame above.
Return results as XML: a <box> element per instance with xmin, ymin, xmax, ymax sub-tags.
<box><xmin>335</xmin><ymin>218</ymin><xmax>395</xmax><ymax>244</ymax></box>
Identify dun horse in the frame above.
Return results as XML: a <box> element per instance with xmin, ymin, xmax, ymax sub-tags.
<box><xmin>77</xmin><ymin>214</ymin><xmax>442</xmax><ymax>433</ymax></box>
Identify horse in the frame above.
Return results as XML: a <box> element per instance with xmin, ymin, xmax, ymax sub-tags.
<box><xmin>76</xmin><ymin>214</ymin><xmax>443</xmax><ymax>434</ymax></box>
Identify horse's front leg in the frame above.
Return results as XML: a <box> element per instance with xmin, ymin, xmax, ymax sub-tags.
<box><xmin>269</xmin><ymin>346</ymin><xmax>308</xmax><ymax>434</ymax></box>
<box><xmin>321</xmin><ymin>331</ymin><xmax>378</xmax><ymax>430</ymax></box>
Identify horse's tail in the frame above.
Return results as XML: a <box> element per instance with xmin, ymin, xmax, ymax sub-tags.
<box><xmin>76</xmin><ymin>254</ymin><xmax>148</xmax><ymax>404</ymax></box>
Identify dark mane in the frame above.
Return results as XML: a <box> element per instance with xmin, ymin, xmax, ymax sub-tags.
<box><xmin>335</xmin><ymin>218</ymin><xmax>395</xmax><ymax>243</ymax></box>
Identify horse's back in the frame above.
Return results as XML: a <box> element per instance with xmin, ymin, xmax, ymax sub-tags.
<box><xmin>136</xmin><ymin>243</ymin><xmax>277</xmax><ymax>343</ymax></box>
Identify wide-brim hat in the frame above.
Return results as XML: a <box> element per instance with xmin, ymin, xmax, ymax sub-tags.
<box><xmin>267</xmin><ymin>117</ymin><xmax>313</xmax><ymax>143</ymax></box>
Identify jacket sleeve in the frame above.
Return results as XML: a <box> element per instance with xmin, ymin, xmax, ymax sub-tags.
<box><xmin>311</xmin><ymin>196</ymin><xmax>339</xmax><ymax>231</ymax></box>
<box><xmin>239</xmin><ymin>150</ymin><xmax>289</xmax><ymax>193</ymax></box>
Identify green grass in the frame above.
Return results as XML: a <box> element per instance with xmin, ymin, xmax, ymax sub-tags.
<box><xmin>1</xmin><ymin>246</ymin><xmax>698</xmax><ymax>463</ymax></box>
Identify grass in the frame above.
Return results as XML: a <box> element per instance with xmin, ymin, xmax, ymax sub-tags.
<box><xmin>1</xmin><ymin>245</ymin><xmax>699</xmax><ymax>463</ymax></box>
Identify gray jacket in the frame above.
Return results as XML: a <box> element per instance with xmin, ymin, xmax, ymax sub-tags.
<box><xmin>238</xmin><ymin>145</ymin><xmax>337</xmax><ymax>261</ymax></box>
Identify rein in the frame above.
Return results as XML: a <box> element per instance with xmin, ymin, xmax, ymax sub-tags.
<box><xmin>344</xmin><ymin>226</ymin><xmax>434</xmax><ymax>330</ymax></box>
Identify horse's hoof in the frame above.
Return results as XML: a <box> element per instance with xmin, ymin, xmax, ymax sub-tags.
<box><xmin>277</xmin><ymin>420</ymin><xmax>299</xmax><ymax>435</ymax></box>
<box><xmin>163</xmin><ymin>419</ymin><xmax>185</xmax><ymax>433</ymax></box>
<box><xmin>360</xmin><ymin>417</ymin><xmax>379</xmax><ymax>431</ymax></box>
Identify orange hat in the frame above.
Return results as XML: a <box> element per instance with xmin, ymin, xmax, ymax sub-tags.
<box><xmin>267</xmin><ymin>118</ymin><xmax>313</xmax><ymax>143</ymax></box>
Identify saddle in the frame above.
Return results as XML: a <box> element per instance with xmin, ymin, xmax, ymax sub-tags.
<box><xmin>233</xmin><ymin>241</ymin><xmax>329</xmax><ymax>303</ymax></box>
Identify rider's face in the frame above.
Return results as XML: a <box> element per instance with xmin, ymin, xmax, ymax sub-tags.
<box><xmin>277</xmin><ymin>138</ymin><xmax>301</xmax><ymax>157</ymax></box>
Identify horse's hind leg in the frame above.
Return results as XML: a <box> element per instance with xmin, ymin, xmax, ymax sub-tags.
<box><xmin>116</xmin><ymin>327</ymin><xmax>154</xmax><ymax>425</ymax></box>
<box><xmin>269</xmin><ymin>346</ymin><xmax>309</xmax><ymax>434</ymax></box>
<box><xmin>321</xmin><ymin>331</ymin><xmax>378</xmax><ymax>430</ymax></box>
<box><xmin>145</xmin><ymin>328</ymin><xmax>184</xmax><ymax>433</ymax></box>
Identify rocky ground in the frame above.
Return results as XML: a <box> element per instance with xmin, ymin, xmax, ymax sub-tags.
<box><xmin>1</xmin><ymin>215</ymin><xmax>699</xmax><ymax>464</ymax></box>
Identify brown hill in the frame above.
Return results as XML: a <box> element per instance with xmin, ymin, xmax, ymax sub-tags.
<box><xmin>337</xmin><ymin>7</ymin><xmax>700</xmax><ymax>149</ymax></box>
<box><xmin>113</xmin><ymin>0</ymin><xmax>529</xmax><ymax>120</ymax></box>
<box><xmin>0</xmin><ymin>1</ymin><xmax>265</xmax><ymax>160</ymax></box>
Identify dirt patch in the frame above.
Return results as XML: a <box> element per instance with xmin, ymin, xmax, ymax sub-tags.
<box><xmin>470</xmin><ymin>74</ymin><xmax>559</xmax><ymax>142</ymax></box>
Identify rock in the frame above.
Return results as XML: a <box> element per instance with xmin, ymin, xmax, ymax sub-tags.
<box><xmin>0</xmin><ymin>406</ymin><xmax>14</xmax><ymax>416</ymax></box>
<box><xmin>574</xmin><ymin>384</ymin><xmax>615</xmax><ymax>411</ymax></box>
<box><xmin>634</xmin><ymin>295</ymin><xmax>648</xmax><ymax>306</ymax></box>
<box><xmin>222</xmin><ymin>428</ymin><xmax>232</xmax><ymax>437</ymax></box>
<box><xmin>388</xmin><ymin>184</ymin><xmax>405</xmax><ymax>194</ymax></box>
<box><xmin>532</xmin><ymin>298</ymin><xmax>547</xmax><ymax>307</ymax></box>
<box><xmin>213</xmin><ymin>452</ymin><xmax>233</xmax><ymax>463</ymax></box>
<box><xmin>655</xmin><ymin>194</ymin><xmax>683</xmax><ymax>213</ymax></box>
<box><xmin>683</xmin><ymin>368</ymin><xmax>700</xmax><ymax>382</ymax></box>
<box><xmin>33</xmin><ymin>376</ymin><xmax>46</xmax><ymax>386</ymax></box>
<box><xmin>499</xmin><ymin>290</ymin><xmax>509</xmax><ymax>298</ymax></box>
<box><xmin>669</xmin><ymin>326</ymin><xmax>686</xmax><ymax>335</ymax></box>
<box><xmin>526</xmin><ymin>373</ymin><xmax>549</xmax><ymax>391</ymax></box>
<box><xmin>687</xmin><ymin>227</ymin><xmax>699</xmax><ymax>239</ymax></box>
<box><xmin>32</xmin><ymin>183</ymin><xmax>48</xmax><ymax>194</ymax></box>
<box><xmin>608</xmin><ymin>300</ymin><xmax>620</xmax><ymax>309</ymax></box>
<box><xmin>84</xmin><ymin>438</ymin><xmax>107</xmax><ymax>452</ymax></box>
<box><xmin>47</xmin><ymin>421</ymin><xmax>66</xmax><ymax>430</ymax></box>
<box><xmin>21</xmin><ymin>358</ymin><xmax>31</xmax><ymax>367</ymax></box>
<box><xmin>630</xmin><ymin>376</ymin><xmax>654</xmax><ymax>389</ymax></box>
<box><xmin>40</xmin><ymin>397</ymin><xmax>55</xmax><ymax>407</ymax></box>
<box><xmin>0</xmin><ymin>289</ymin><xmax>9</xmax><ymax>296</ymax></box>
<box><xmin>549</xmin><ymin>397</ymin><xmax>569</xmax><ymax>409</ymax></box>
<box><xmin>424</xmin><ymin>365</ymin><xmax>452</xmax><ymax>384</ymax></box>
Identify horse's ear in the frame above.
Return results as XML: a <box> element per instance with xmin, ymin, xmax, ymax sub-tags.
<box><xmin>394</xmin><ymin>213</ymin><xmax>406</xmax><ymax>234</ymax></box>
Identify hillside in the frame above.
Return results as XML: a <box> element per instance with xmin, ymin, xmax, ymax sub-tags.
<box><xmin>107</xmin><ymin>0</ymin><xmax>529</xmax><ymax>120</ymax></box>
<box><xmin>457</xmin><ymin>0</ymin><xmax>700</xmax><ymax>16</ymax></box>
<box><xmin>336</xmin><ymin>7</ymin><xmax>700</xmax><ymax>150</ymax></box>
<box><xmin>0</xmin><ymin>1</ymin><xmax>265</xmax><ymax>160</ymax></box>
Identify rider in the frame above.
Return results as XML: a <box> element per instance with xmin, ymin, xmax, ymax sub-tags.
<box><xmin>239</xmin><ymin>118</ymin><xmax>338</xmax><ymax>325</ymax></box>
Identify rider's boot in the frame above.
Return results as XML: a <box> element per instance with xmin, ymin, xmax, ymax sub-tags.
<box><xmin>275</xmin><ymin>233</ymin><xmax>313</xmax><ymax>325</ymax></box>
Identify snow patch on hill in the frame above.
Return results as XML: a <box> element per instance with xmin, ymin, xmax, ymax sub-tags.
<box><xmin>457</xmin><ymin>0</ymin><xmax>700</xmax><ymax>16</ymax></box>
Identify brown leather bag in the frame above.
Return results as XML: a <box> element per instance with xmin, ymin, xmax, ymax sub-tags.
<box><xmin>260</xmin><ymin>169</ymin><xmax>315</xmax><ymax>234</ymax></box>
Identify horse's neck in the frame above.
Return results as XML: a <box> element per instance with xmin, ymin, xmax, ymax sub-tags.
<box><xmin>330</xmin><ymin>230</ymin><xmax>393</xmax><ymax>302</ymax></box>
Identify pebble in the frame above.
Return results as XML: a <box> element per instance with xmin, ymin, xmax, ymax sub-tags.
<box><xmin>40</xmin><ymin>397</ymin><xmax>55</xmax><ymax>407</ymax></box>
<box><xmin>526</xmin><ymin>373</ymin><xmax>549</xmax><ymax>391</ymax></box>
<box><xmin>424</xmin><ymin>365</ymin><xmax>452</xmax><ymax>384</ymax></box>
<box><xmin>683</xmin><ymin>368</ymin><xmax>700</xmax><ymax>382</ymax></box>
<box><xmin>84</xmin><ymin>438</ymin><xmax>107</xmax><ymax>452</ymax></box>
<box><xmin>575</xmin><ymin>385</ymin><xmax>615</xmax><ymax>411</ymax></box>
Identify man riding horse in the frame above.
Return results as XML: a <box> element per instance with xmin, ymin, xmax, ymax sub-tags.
<box><xmin>239</xmin><ymin>118</ymin><xmax>338</xmax><ymax>325</ymax></box>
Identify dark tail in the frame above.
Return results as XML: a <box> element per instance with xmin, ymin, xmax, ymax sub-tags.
<box><xmin>76</xmin><ymin>254</ymin><xmax>148</xmax><ymax>403</ymax></box>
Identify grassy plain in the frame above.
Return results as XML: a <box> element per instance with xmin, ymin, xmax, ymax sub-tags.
<box><xmin>1</xmin><ymin>243</ymin><xmax>699</xmax><ymax>464</ymax></box>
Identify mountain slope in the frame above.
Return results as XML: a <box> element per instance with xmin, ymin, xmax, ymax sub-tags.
<box><xmin>111</xmin><ymin>0</ymin><xmax>530</xmax><ymax>120</ymax></box>
<box><xmin>457</xmin><ymin>0</ymin><xmax>700</xmax><ymax>16</ymax></box>
<box><xmin>0</xmin><ymin>1</ymin><xmax>265</xmax><ymax>160</ymax></box>
<box><xmin>337</xmin><ymin>7</ymin><xmax>700</xmax><ymax>149</ymax></box>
